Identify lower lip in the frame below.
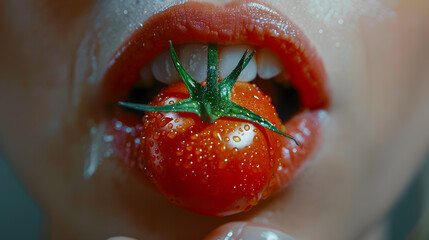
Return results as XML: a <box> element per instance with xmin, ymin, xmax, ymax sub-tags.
<box><xmin>103</xmin><ymin>1</ymin><xmax>329</xmax><ymax>215</ymax></box>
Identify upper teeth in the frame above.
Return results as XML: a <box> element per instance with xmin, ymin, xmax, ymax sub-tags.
<box><xmin>144</xmin><ymin>43</ymin><xmax>287</xmax><ymax>85</ymax></box>
<box><xmin>151</xmin><ymin>50</ymin><xmax>181</xmax><ymax>84</ymax></box>
<box><xmin>219</xmin><ymin>44</ymin><xmax>257</xmax><ymax>82</ymax></box>
<box><xmin>256</xmin><ymin>48</ymin><xmax>283</xmax><ymax>80</ymax></box>
<box><xmin>179</xmin><ymin>43</ymin><xmax>208</xmax><ymax>83</ymax></box>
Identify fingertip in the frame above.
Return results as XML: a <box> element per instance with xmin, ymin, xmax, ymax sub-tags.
<box><xmin>204</xmin><ymin>221</ymin><xmax>295</xmax><ymax>240</ymax></box>
<box><xmin>106</xmin><ymin>236</ymin><xmax>137</xmax><ymax>240</ymax></box>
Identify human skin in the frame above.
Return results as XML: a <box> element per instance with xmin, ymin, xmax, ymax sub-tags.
<box><xmin>0</xmin><ymin>0</ymin><xmax>428</xmax><ymax>239</ymax></box>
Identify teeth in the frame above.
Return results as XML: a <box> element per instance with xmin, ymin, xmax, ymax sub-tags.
<box><xmin>256</xmin><ymin>48</ymin><xmax>283</xmax><ymax>80</ymax></box>
<box><xmin>219</xmin><ymin>44</ymin><xmax>257</xmax><ymax>82</ymax></box>
<box><xmin>144</xmin><ymin>43</ymin><xmax>288</xmax><ymax>85</ymax></box>
<box><xmin>179</xmin><ymin>43</ymin><xmax>208</xmax><ymax>83</ymax></box>
<box><xmin>151</xmin><ymin>50</ymin><xmax>180</xmax><ymax>84</ymax></box>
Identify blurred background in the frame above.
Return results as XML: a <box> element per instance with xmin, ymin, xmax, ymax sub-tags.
<box><xmin>0</xmin><ymin>151</ymin><xmax>428</xmax><ymax>239</ymax></box>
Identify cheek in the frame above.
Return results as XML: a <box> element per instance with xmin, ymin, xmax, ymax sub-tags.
<box><xmin>361</xmin><ymin>11</ymin><xmax>429</xmax><ymax>146</ymax></box>
<box><xmin>356</xmin><ymin>0</ymin><xmax>429</xmax><ymax>204</ymax></box>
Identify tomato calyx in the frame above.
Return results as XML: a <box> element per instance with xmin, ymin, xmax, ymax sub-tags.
<box><xmin>119</xmin><ymin>41</ymin><xmax>299</xmax><ymax>145</ymax></box>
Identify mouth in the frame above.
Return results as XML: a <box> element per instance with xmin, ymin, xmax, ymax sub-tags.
<box><xmin>102</xmin><ymin>1</ymin><xmax>329</xmax><ymax>216</ymax></box>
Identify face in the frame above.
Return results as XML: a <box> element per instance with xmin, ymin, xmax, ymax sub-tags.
<box><xmin>0</xmin><ymin>0</ymin><xmax>428</xmax><ymax>239</ymax></box>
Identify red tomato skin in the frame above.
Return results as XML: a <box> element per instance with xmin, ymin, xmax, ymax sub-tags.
<box><xmin>140</xmin><ymin>82</ymin><xmax>284</xmax><ymax>216</ymax></box>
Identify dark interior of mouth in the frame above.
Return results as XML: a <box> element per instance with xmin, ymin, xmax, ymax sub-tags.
<box><xmin>124</xmin><ymin>76</ymin><xmax>302</xmax><ymax>122</ymax></box>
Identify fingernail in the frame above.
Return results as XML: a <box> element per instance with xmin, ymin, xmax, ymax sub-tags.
<box><xmin>238</xmin><ymin>226</ymin><xmax>295</xmax><ymax>240</ymax></box>
<box><xmin>204</xmin><ymin>222</ymin><xmax>295</xmax><ymax>240</ymax></box>
<box><xmin>106</xmin><ymin>237</ymin><xmax>137</xmax><ymax>240</ymax></box>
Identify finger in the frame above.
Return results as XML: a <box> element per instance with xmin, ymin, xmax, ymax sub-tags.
<box><xmin>204</xmin><ymin>221</ymin><xmax>295</xmax><ymax>240</ymax></box>
<box><xmin>106</xmin><ymin>237</ymin><xmax>137</xmax><ymax>240</ymax></box>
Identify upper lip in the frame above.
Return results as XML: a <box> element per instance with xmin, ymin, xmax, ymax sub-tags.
<box><xmin>101</xmin><ymin>0</ymin><xmax>329</xmax><ymax>109</ymax></box>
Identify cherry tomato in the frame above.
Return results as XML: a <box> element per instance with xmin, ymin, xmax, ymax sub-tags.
<box><xmin>140</xmin><ymin>81</ymin><xmax>286</xmax><ymax>216</ymax></box>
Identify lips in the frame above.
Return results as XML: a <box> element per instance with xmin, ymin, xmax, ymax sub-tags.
<box><xmin>103</xmin><ymin>1</ymin><xmax>329</xmax><ymax>215</ymax></box>
<box><xmin>102</xmin><ymin>1</ymin><xmax>328</xmax><ymax>108</ymax></box>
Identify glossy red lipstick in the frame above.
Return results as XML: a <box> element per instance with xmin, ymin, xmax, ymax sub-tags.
<box><xmin>102</xmin><ymin>1</ymin><xmax>328</xmax><ymax>108</ymax></box>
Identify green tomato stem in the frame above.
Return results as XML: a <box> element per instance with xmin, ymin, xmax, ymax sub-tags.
<box><xmin>119</xmin><ymin>41</ymin><xmax>299</xmax><ymax>146</ymax></box>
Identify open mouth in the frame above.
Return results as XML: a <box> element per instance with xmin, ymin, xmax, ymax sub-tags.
<box><xmin>102</xmin><ymin>1</ymin><xmax>329</xmax><ymax>216</ymax></box>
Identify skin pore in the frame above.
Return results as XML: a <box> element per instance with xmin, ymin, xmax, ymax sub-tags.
<box><xmin>0</xmin><ymin>0</ymin><xmax>429</xmax><ymax>239</ymax></box>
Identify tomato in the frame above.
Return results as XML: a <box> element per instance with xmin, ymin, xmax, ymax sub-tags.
<box><xmin>116</xmin><ymin>42</ymin><xmax>301</xmax><ymax>216</ymax></box>
<box><xmin>139</xmin><ymin>81</ymin><xmax>286</xmax><ymax>216</ymax></box>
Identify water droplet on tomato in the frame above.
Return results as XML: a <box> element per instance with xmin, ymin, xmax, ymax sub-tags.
<box><xmin>153</xmin><ymin>133</ymin><xmax>160</xmax><ymax>140</ymax></box>
<box><xmin>167</xmin><ymin>130</ymin><xmax>176</xmax><ymax>139</ymax></box>
<box><xmin>218</xmin><ymin>158</ymin><xmax>228</xmax><ymax>169</ymax></box>
<box><xmin>143</xmin><ymin>120</ymin><xmax>149</xmax><ymax>127</ymax></box>
<box><xmin>233</xmin><ymin>136</ymin><xmax>241</xmax><ymax>142</ymax></box>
